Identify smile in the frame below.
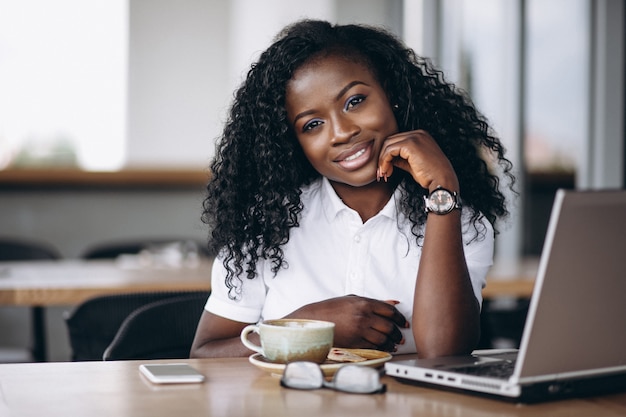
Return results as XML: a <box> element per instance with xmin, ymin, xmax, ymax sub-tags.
<box><xmin>335</xmin><ymin>141</ymin><xmax>374</xmax><ymax>171</ymax></box>
<box><xmin>343</xmin><ymin>148</ymin><xmax>366</xmax><ymax>162</ymax></box>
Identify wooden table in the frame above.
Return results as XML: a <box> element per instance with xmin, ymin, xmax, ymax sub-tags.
<box><xmin>0</xmin><ymin>258</ymin><xmax>213</xmax><ymax>361</ymax></box>
<box><xmin>0</xmin><ymin>356</ymin><xmax>624</xmax><ymax>417</ymax></box>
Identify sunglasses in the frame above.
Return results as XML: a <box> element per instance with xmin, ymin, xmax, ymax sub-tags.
<box><xmin>280</xmin><ymin>361</ymin><xmax>386</xmax><ymax>394</ymax></box>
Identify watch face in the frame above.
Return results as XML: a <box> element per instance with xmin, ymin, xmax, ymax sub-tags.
<box><xmin>428</xmin><ymin>189</ymin><xmax>455</xmax><ymax>213</ymax></box>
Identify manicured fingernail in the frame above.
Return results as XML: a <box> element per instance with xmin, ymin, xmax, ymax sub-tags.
<box><xmin>384</xmin><ymin>299</ymin><xmax>400</xmax><ymax>305</ymax></box>
<box><xmin>376</xmin><ymin>167</ymin><xmax>381</xmax><ymax>182</ymax></box>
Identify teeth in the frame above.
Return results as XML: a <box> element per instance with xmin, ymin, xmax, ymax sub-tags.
<box><xmin>344</xmin><ymin>148</ymin><xmax>366</xmax><ymax>162</ymax></box>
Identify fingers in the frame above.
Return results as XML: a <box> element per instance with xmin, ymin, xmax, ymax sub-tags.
<box><xmin>365</xmin><ymin>300</ymin><xmax>409</xmax><ymax>351</ymax></box>
<box><xmin>377</xmin><ymin>129</ymin><xmax>456</xmax><ymax>189</ymax></box>
<box><xmin>377</xmin><ymin>146</ymin><xmax>403</xmax><ymax>182</ymax></box>
<box><xmin>318</xmin><ymin>295</ymin><xmax>409</xmax><ymax>352</ymax></box>
<box><xmin>377</xmin><ymin>130</ymin><xmax>426</xmax><ymax>181</ymax></box>
<box><xmin>377</xmin><ymin>300</ymin><xmax>410</xmax><ymax>329</ymax></box>
<box><xmin>364</xmin><ymin>321</ymin><xmax>405</xmax><ymax>352</ymax></box>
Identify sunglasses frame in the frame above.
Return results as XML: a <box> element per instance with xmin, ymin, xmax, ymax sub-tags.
<box><xmin>280</xmin><ymin>361</ymin><xmax>387</xmax><ymax>394</ymax></box>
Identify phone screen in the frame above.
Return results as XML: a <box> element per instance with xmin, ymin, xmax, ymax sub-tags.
<box><xmin>139</xmin><ymin>363</ymin><xmax>205</xmax><ymax>384</ymax></box>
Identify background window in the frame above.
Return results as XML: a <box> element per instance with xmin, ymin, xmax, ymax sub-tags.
<box><xmin>0</xmin><ymin>0</ymin><xmax>127</xmax><ymax>171</ymax></box>
<box><xmin>525</xmin><ymin>0</ymin><xmax>588</xmax><ymax>175</ymax></box>
<box><xmin>523</xmin><ymin>0</ymin><xmax>588</xmax><ymax>254</ymax></box>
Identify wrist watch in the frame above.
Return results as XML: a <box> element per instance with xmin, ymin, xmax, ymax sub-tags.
<box><xmin>424</xmin><ymin>186</ymin><xmax>461</xmax><ymax>215</ymax></box>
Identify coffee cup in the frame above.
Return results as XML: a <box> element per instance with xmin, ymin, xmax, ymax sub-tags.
<box><xmin>240</xmin><ymin>319</ymin><xmax>335</xmax><ymax>364</ymax></box>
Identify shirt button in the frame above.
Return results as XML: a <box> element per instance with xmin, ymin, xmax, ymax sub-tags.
<box><xmin>354</xmin><ymin>235</ymin><xmax>361</xmax><ymax>243</ymax></box>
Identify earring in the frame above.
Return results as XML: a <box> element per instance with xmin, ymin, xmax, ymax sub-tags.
<box><xmin>392</xmin><ymin>104</ymin><xmax>399</xmax><ymax>110</ymax></box>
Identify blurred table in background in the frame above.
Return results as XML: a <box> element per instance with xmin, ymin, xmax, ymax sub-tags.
<box><xmin>0</xmin><ymin>256</ymin><xmax>536</xmax><ymax>361</ymax></box>
<box><xmin>0</xmin><ymin>258</ymin><xmax>213</xmax><ymax>361</ymax></box>
<box><xmin>0</xmin><ymin>258</ymin><xmax>213</xmax><ymax>307</ymax></box>
<box><xmin>0</xmin><ymin>256</ymin><xmax>536</xmax><ymax>307</ymax></box>
<box><xmin>483</xmin><ymin>257</ymin><xmax>538</xmax><ymax>299</ymax></box>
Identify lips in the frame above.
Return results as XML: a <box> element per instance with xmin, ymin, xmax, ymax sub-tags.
<box><xmin>335</xmin><ymin>141</ymin><xmax>374</xmax><ymax>171</ymax></box>
<box><xmin>344</xmin><ymin>147</ymin><xmax>366</xmax><ymax>162</ymax></box>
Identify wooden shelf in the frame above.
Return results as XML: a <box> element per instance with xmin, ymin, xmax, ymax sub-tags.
<box><xmin>0</xmin><ymin>168</ymin><xmax>210</xmax><ymax>189</ymax></box>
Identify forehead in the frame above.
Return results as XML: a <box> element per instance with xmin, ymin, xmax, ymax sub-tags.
<box><xmin>286</xmin><ymin>53</ymin><xmax>380</xmax><ymax>100</ymax></box>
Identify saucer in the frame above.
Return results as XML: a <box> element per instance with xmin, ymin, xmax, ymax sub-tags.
<box><xmin>249</xmin><ymin>348</ymin><xmax>392</xmax><ymax>377</ymax></box>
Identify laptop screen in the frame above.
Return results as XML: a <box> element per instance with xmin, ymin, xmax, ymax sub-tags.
<box><xmin>516</xmin><ymin>189</ymin><xmax>626</xmax><ymax>379</ymax></box>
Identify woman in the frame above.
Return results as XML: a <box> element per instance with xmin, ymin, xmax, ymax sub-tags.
<box><xmin>191</xmin><ymin>20</ymin><xmax>515</xmax><ymax>359</ymax></box>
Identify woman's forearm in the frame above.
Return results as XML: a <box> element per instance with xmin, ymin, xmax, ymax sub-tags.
<box><xmin>412</xmin><ymin>210</ymin><xmax>481</xmax><ymax>358</ymax></box>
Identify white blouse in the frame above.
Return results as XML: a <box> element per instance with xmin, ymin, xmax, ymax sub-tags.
<box><xmin>206</xmin><ymin>177</ymin><xmax>493</xmax><ymax>354</ymax></box>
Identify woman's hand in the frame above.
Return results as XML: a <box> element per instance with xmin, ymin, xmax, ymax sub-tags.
<box><xmin>286</xmin><ymin>295</ymin><xmax>408</xmax><ymax>352</ymax></box>
<box><xmin>190</xmin><ymin>296</ymin><xmax>409</xmax><ymax>358</ymax></box>
<box><xmin>378</xmin><ymin>129</ymin><xmax>459</xmax><ymax>192</ymax></box>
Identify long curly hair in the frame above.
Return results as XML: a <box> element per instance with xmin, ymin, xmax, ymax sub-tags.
<box><xmin>202</xmin><ymin>20</ymin><xmax>515</xmax><ymax>297</ymax></box>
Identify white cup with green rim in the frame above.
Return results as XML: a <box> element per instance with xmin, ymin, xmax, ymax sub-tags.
<box><xmin>240</xmin><ymin>319</ymin><xmax>335</xmax><ymax>364</ymax></box>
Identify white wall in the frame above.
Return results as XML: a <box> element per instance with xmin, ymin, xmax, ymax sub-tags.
<box><xmin>126</xmin><ymin>0</ymin><xmax>229</xmax><ymax>168</ymax></box>
<box><xmin>126</xmin><ymin>0</ymin><xmax>402</xmax><ymax>168</ymax></box>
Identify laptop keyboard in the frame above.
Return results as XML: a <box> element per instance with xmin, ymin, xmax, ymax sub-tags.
<box><xmin>449</xmin><ymin>359</ymin><xmax>517</xmax><ymax>379</ymax></box>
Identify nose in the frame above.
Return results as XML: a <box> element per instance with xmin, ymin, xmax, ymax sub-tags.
<box><xmin>330</xmin><ymin>114</ymin><xmax>360</xmax><ymax>144</ymax></box>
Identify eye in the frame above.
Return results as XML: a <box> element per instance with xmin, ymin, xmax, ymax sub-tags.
<box><xmin>302</xmin><ymin>119</ymin><xmax>323</xmax><ymax>132</ymax></box>
<box><xmin>345</xmin><ymin>95</ymin><xmax>365</xmax><ymax>110</ymax></box>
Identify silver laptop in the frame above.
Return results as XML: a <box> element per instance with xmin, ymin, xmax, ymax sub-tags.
<box><xmin>385</xmin><ymin>189</ymin><xmax>626</xmax><ymax>402</ymax></box>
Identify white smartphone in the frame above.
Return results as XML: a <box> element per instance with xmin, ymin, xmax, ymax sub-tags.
<box><xmin>139</xmin><ymin>363</ymin><xmax>205</xmax><ymax>384</ymax></box>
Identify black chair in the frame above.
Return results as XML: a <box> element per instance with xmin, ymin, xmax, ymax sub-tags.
<box><xmin>0</xmin><ymin>238</ymin><xmax>62</xmax><ymax>362</ymax></box>
<box><xmin>477</xmin><ymin>307</ymin><xmax>494</xmax><ymax>350</ymax></box>
<box><xmin>103</xmin><ymin>292</ymin><xmax>207</xmax><ymax>361</ymax></box>
<box><xmin>64</xmin><ymin>291</ymin><xmax>207</xmax><ymax>361</ymax></box>
<box><xmin>0</xmin><ymin>238</ymin><xmax>62</xmax><ymax>261</ymax></box>
<box><xmin>479</xmin><ymin>298</ymin><xmax>530</xmax><ymax>349</ymax></box>
<box><xmin>81</xmin><ymin>238</ymin><xmax>212</xmax><ymax>259</ymax></box>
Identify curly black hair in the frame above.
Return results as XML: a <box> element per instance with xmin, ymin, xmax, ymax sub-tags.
<box><xmin>202</xmin><ymin>20</ymin><xmax>515</xmax><ymax>298</ymax></box>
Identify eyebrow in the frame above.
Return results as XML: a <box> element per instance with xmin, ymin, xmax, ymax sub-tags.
<box><xmin>335</xmin><ymin>80</ymin><xmax>367</xmax><ymax>101</ymax></box>
<box><xmin>292</xmin><ymin>80</ymin><xmax>368</xmax><ymax>125</ymax></box>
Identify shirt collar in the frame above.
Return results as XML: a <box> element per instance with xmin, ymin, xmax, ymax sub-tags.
<box><xmin>319</xmin><ymin>177</ymin><xmax>399</xmax><ymax>222</ymax></box>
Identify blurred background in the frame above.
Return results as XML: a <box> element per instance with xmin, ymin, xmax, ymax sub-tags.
<box><xmin>0</xmin><ymin>0</ymin><xmax>624</xmax><ymax>360</ymax></box>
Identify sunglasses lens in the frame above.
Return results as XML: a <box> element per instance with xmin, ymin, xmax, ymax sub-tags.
<box><xmin>281</xmin><ymin>362</ymin><xmax>324</xmax><ymax>390</ymax></box>
<box><xmin>281</xmin><ymin>362</ymin><xmax>386</xmax><ymax>394</ymax></box>
<box><xmin>332</xmin><ymin>366</ymin><xmax>386</xmax><ymax>394</ymax></box>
